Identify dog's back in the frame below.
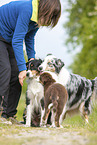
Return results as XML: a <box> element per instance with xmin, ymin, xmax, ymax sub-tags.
<box><xmin>46</xmin><ymin>83</ymin><xmax>68</xmax><ymax>127</ymax></box>
<box><xmin>46</xmin><ymin>83</ymin><xmax>68</xmax><ymax>111</ymax></box>
<box><xmin>40</xmin><ymin>72</ymin><xmax>68</xmax><ymax>127</ymax></box>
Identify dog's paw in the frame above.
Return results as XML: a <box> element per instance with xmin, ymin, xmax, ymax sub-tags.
<box><xmin>60</xmin><ymin>125</ymin><xmax>63</xmax><ymax>128</ymax></box>
<box><xmin>24</xmin><ymin>124</ymin><xmax>31</xmax><ymax>127</ymax></box>
<box><xmin>40</xmin><ymin>123</ymin><xmax>47</xmax><ymax>128</ymax></box>
<box><xmin>50</xmin><ymin>124</ymin><xmax>56</xmax><ymax>128</ymax></box>
<box><xmin>40</xmin><ymin>119</ymin><xmax>47</xmax><ymax>127</ymax></box>
<box><xmin>49</xmin><ymin>122</ymin><xmax>56</xmax><ymax>128</ymax></box>
<box><xmin>40</xmin><ymin>125</ymin><xmax>47</xmax><ymax>128</ymax></box>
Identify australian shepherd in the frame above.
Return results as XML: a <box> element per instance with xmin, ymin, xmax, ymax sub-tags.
<box><xmin>23</xmin><ymin>59</ymin><xmax>44</xmax><ymax>127</ymax></box>
<box><xmin>38</xmin><ymin>54</ymin><xmax>97</xmax><ymax>123</ymax></box>
<box><xmin>39</xmin><ymin>72</ymin><xmax>68</xmax><ymax>128</ymax></box>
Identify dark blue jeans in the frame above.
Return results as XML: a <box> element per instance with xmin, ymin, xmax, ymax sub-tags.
<box><xmin>0</xmin><ymin>37</ymin><xmax>21</xmax><ymax>118</ymax></box>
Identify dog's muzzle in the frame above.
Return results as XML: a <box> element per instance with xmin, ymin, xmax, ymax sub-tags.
<box><xmin>26</xmin><ymin>71</ymin><xmax>30</xmax><ymax>77</ymax></box>
<box><xmin>26</xmin><ymin>70</ymin><xmax>34</xmax><ymax>78</ymax></box>
<box><xmin>26</xmin><ymin>70</ymin><xmax>32</xmax><ymax>77</ymax></box>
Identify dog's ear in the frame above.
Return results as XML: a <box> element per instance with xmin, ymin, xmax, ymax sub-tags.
<box><xmin>26</xmin><ymin>60</ymin><xmax>33</xmax><ymax>66</ymax></box>
<box><xmin>40</xmin><ymin>73</ymin><xmax>51</xmax><ymax>85</ymax></box>
<box><xmin>40</xmin><ymin>75</ymin><xmax>46</xmax><ymax>85</ymax></box>
<box><xmin>55</xmin><ymin>59</ymin><xmax>64</xmax><ymax>66</ymax></box>
<box><xmin>39</xmin><ymin>75</ymin><xmax>44</xmax><ymax>84</ymax></box>
<box><xmin>54</xmin><ymin>59</ymin><xmax>65</xmax><ymax>73</ymax></box>
<box><xmin>26</xmin><ymin>61</ymin><xmax>29</xmax><ymax>66</ymax></box>
<box><xmin>38</xmin><ymin>59</ymin><xmax>43</xmax><ymax>65</ymax></box>
<box><xmin>26</xmin><ymin>61</ymin><xmax>30</xmax><ymax>70</ymax></box>
<box><xmin>26</xmin><ymin>60</ymin><xmax>34</xmax><ymax>70</ymax></box>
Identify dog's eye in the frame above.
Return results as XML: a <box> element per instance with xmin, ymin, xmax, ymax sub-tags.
<box><xmin>47</xmin><ymin>62</ymin><xmax>54</xmax><ymax>68</ymax></box>
<box><xmin>47</xmin><ymin>62</ymin><xmax>52</xmax><ymax>65</ymax></box>
<box><xmin>31</xmin><ymin>64</ymin><xmax>33</xmax><ymax>67</ymax></box>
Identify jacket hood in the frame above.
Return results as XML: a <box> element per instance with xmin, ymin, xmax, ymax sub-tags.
<box><xmin>30</xmin><ymin>0</ymin><xmax>39</xmax><ymax>23</ymax></box>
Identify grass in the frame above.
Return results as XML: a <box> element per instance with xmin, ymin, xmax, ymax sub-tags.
<box><xmin>17</xmin><ymin>94</ymin><xmax>97</xmax><ymax>144</ymax></box>
<box><xmin>1</xmin><ymin>92</ymin><xmax>97</xmax><ymax>145</ymax></box>
<box><xmin>17</xmin><ymin>93</ymin><xmax>26</xmax><ymax>121</ymax></box>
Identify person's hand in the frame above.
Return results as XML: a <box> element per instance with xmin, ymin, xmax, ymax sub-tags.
<box><xmin>18</xmin><ymin>70</ymin><xmax>27</xmax><ymax>86</ymax></box>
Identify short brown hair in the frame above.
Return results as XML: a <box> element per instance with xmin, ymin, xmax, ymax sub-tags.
<box><xmin>38</xmin><ymin>0</ymin><xmax>61</xmax><ymax>28</ymax></box>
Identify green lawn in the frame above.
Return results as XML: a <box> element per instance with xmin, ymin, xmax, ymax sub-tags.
<box><xmin>17</xmin><ymin>92</ymin><xmax>97</xmax><ymax>132</ymax></box>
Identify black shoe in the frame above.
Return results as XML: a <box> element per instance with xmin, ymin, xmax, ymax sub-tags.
<box><xmin>0</xmin><ymin>116</ymin><xmax>12</xmax><ymax>125</ymax></box>
<box><xmin>19</xmin><ymin>121</ymin><xmax>25</xmax><ymax>124</ymax></box>
<box><xmin>8</xmin><ymin>115</ymin><xmax>22</xmax><ymax>125</ymax></box>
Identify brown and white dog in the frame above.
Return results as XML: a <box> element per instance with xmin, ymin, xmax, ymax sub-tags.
<box><xmin>23</xmin><ymin>59</ymin><xmax>44</xmax><ymax>127</ymax></box>
<box><xmin>39</xmin><ymin>72</ymin><xmax>68</xmax><ymax>128</ymax></box>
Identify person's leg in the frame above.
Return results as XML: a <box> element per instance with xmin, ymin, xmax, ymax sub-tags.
<box><xmin>0</xmin><ymin>41</ymin><xmax>11</xmax><ymax>118</ymax></box>
<box><xmin>6</xmin><ymin>44</ymin><xmax>22</xmax><ymax>118</ymax></box>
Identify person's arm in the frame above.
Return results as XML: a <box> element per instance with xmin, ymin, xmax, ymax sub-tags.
<box><xmin>12</xmin><ymin>9</ymin><xmax>31</xmax><ymax>72</ymax></box>
<box><xmin>11</xmin><ymin>9</ymin><xmax>31</xmax><ymax>86</ymax></box>
<box><xmin>25</xmin><ymin>25</ymin><xmax>39</xmax><ymax>60</ymax></box>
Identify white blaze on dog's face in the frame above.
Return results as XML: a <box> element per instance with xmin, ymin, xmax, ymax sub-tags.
<box><xmin>26</xmin><ymin>70</ymin><xmax>38</xmax><ymax>78</ymax></box>
<box><xmin>39</xmin><ymin>54</ymin><xmax>56</xmax><ymax>72</ymax></box>
<box><xmin>38</xmin><ymin>54</ymin><xmax>65</xmax><ymax>74</ymax></box>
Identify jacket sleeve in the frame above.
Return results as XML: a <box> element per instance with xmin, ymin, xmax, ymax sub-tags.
<box><xmin>25</xmin><ymin>26</ymin><xmax>39</xmax><ymax>60</ymax></box>
<box><xmin>12</xmin><ymin>9</ymin><xmax>31</xmax><ymax>72</ymax></box>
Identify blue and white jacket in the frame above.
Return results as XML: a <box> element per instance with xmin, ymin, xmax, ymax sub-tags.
<box><xmin>0</xmin><ymin>0</ymin><xmax>39</xmax><ymax>71</ymax></box>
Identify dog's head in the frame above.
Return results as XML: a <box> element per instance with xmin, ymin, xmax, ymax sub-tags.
<box><xmin>40</xmin><ymin>72</ymin><xmax>56</xmax><ymax>85</ymax></box>
<box><xmin>26</xmin><ymin>59</ymin><xmax>42</xmax><ymax>78</ymax></box>
<box><xmin>38</xmin><ymin>54</ymin><xmax>65</xmax><ymax>74</ymax></box>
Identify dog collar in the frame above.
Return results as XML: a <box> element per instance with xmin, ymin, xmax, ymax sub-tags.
<box><xmin>30</xmin><ymin>0</ymin><xmax>39</xmax><ymax>23</ymax></box>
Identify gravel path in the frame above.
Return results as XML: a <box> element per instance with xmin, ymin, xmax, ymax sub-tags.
<box><xmin>6</xmin><ymin>127</ymin><xmax>88</xmax><ymax>145</ymax></box>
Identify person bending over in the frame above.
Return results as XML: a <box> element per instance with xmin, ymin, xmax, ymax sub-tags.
<box><xmin>0</xmin><ymin>0</ymin><xmax>61</xmax><ymax>124</ymax></box>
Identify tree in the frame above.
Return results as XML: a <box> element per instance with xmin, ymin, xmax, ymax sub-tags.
<box><xmin>64</xmin><ymin>0</ymin><xmax>97</xmax><ymax>79</ymax></box>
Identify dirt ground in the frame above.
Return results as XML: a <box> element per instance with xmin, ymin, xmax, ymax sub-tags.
<box><xmin>3</xmin><ymin>127</ymin><xmax>88</xmax><ymax>145</ymax></box>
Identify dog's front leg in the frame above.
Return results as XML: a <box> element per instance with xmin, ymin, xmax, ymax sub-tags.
<box><xmin>40</xmin><ymin>98</ymin><xmax>46</xmax><ymax>127</ymax></box>
<box><xmin>40</xmin><ymin>108</ymin><xmax>50</xmax><ymax>127</ymax></box>
<box><xmin>40</xmin><ymin>107</ymin><xmax>46</xmax><ymax>127</ymax></box>
<box><xmin>26</xmin><ymin>101</ymin><xmax>33</xmax><ymax>127</ymax></box>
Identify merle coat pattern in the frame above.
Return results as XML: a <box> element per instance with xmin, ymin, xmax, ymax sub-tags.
<box><xmin>38</xmin><ymin>54</ymin><xmax>97</xmax><ymax>123</ymax></box>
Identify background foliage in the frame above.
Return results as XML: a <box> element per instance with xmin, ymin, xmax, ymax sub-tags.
<box><xmin>64</xmin><ymin>0</ymin><xmax>97</xmax><ymax>79</ymax></box>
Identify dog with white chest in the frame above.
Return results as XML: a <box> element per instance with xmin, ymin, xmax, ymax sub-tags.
<box><xmin>38</xmin><ymin>54</ymin><xmax>97</xmax><ymax>123</ymax></box>
<box><xmin>24</xmin><ymin>59</ymin><xmax>44</xmax><ymax>127</ymax></box>
<box><xmin>39</xmin><ymin>72</ymin><xmax>68</xmax><ymax>128</ymax></box>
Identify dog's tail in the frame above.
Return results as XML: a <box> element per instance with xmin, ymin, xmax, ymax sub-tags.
<box><xmin>48</xmin><ymin>93</ymin><xmax>59</xmax><ymax>113</ymax></box>
<box><xmin>48</xmin><ymin>101</ymin><xmax>58</xmax><ymax>113</ymax></box>
<box><xmin>92</xmin><ymin>77</ymin><xmax>97</xmax><ymax>99</ymax></box>
<box><xmin>53</xmin><ymin>100</ymin><xmax>58</xmax><ymax>112</ymax></box>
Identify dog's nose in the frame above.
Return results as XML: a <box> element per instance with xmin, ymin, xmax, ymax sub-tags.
<box><xmin>26</xmin><ymin>72</ymin><xmax>30</xmax><ymax>77</ymax></box>
<box><xmin>38</xmin><ymin>66</ymin><xmax>43</xmax><ymax>71</ymax></box>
